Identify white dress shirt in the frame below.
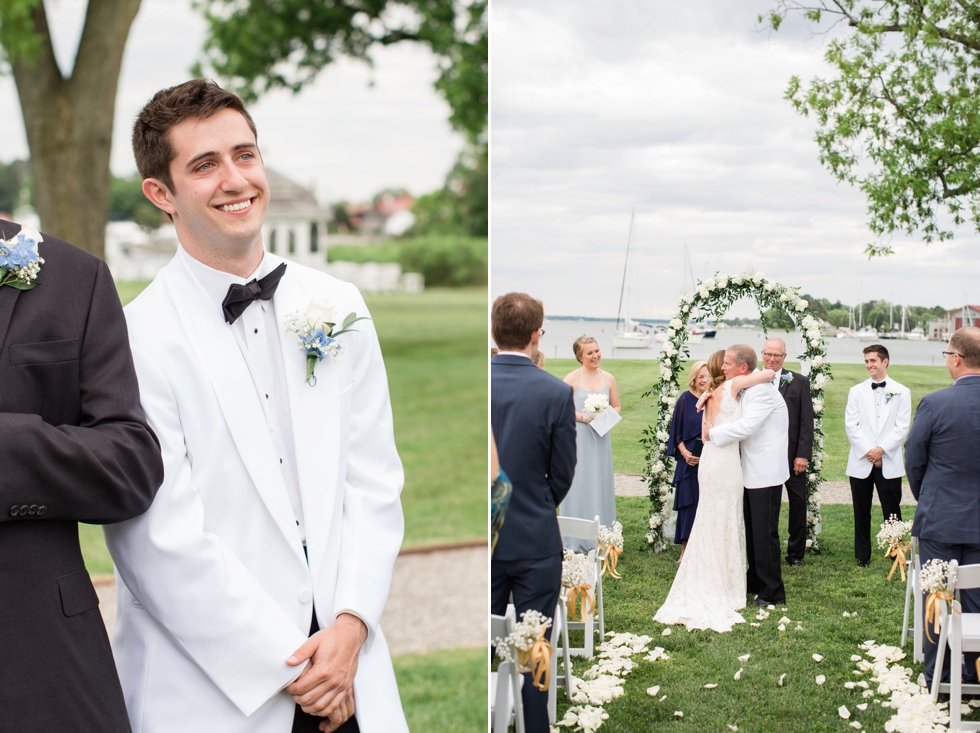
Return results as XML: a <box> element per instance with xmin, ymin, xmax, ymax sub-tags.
<box><xmin>178</xmin><ymin>246</ymin><xmax>307</xmax><ymax>542</ymax></box>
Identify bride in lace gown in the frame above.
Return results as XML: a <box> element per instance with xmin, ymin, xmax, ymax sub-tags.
<box><xmin>654</xmin><ymin>352</ymin><xmax>776</xmax><ymax>633</ymax></box>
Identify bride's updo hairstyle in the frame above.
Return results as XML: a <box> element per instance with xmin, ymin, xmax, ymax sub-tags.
<box><xmin>706</xmin><ymin>349</ymin><xmax>726</xmax><ymax>390</ymax></box>
<box><xmin>573</xmin><ymin>336</ymin><xmax>598</xmax><ymax>364</ymax></box>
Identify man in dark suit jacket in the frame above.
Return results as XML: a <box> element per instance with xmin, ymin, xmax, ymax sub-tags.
<box><xmin>906</xmin><ymin>325</ymin><xmax>980</xmax><ymax>686</ymax></box>
<box><xmin>761</xmin><ymin>338</ymin><xmax>814</xmax><ymax>566</ymax></box>
<box><xmin>0</xmin><ymin>218</ymin><xmax>164</xmax><ymax>732</ymax></box>
<box><xmin>490</xmin><ymin>292</ymin><xmax>576</xmax><ymax>733</ymax></box>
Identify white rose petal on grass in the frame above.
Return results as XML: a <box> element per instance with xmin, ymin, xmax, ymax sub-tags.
<box><xmin>851</xmin><ymin>655</ymin><xmax>863</xmax><ymax>662</ymax></box>
<box><xmin>779</xmin><ymin>616</ymin><xmax>792</xmax><ymax>625</ymax></box>
<box><xmin>963</xmin><ymin>704</ymin><xmax>973</xmax><ymax>716</ymax></box>
<box><xmin>816</xmin><ymin>675</ymin><xmax>826</xmax><ymax>685</ymax></box>
<box><xmin>838</xmin><ymin>706</ymin><xmax>851</xmax><ymax>719</ymax></box>
<box><xmin>703</xmin><ymin>683</ymin><xmax>718</xmax><ymax>689</ymax></box>
<box><xmin>646</xmin><ymin>685</ymin><xmax>661</xmax><ymax>697</ymax></box>
<box><xmin>845</xmin><ymin>681</ymin><xmax>856</xmax><ymax>689</ymax></box>
<box><xmin>737</xmin><ymin>654</ymin><xmax>751</xmax><ymax>662</ymax></box>
<box><xmin>795</xmin><ymin>625</ymin><xmax>803</xmax><ymax>631</ymax></box>
<box><xmin>767</xmin><ymin>604</ymin><xmax>776</xmax><ymax>610</ymax></box>
<box><xmin>778</xmin><ymin>673</ymin><xmax>786</xmax><ymax>686</ymax></box>
<box><xmin>971</xmin><ymin>700</ymin><xmax>980</xmax><ymax>708</ymax></box>
<box><xmin>750</xmin><ymin>622</ymin><xmax>760</xmax><ymax>627</ymax></box>
<box><xmin>812</xmin><ymin>654</ymin><xmax>824</xmax><ymax>662</ymax></box>
<box><xmin>778</xmin><ymin>624</ymin><xmax>786</xmax><ymax>631</ymax></box>
<box><xmin>857</xmin><ymin>703</ymin><xmax>868</xmax><ymax>711</ymax></box>
<box><xmin>674</xmin><ymin>711</ymin><xmax>683</xmax><ymax>718</ymax></box>
<box><xmin>734</xmin><ymin>668</ymin><xmax>743</xmax><ymax>680</ymax></box>
<box><xmin>660</xmin><ymin>695</ymin><xmax>667</xmax><ymax>702</ymax></box>
<box><xmin>843</xmin><ymin>611</ymin><xmax>851</xmax><ymax>617</ymax></box>
<box><xmin>849</xmin><ymin>722</ymin><xmax>862</xmax><ymax>730</ymax></box>
<box><xmin>662</xmin><ymin>628</ymin><xmax>672</xmax><ymax>636</ymax></box>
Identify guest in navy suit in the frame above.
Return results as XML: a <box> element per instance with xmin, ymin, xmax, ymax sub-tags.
<box><xmin>906</xmin><ymin>326</ymin><xmax>980</xmax><ymax>686</ymax></box>
<box><xmin>490</xmin><ymin>292</ymin><xmax>576</xmax><ymax>732</ymax></box>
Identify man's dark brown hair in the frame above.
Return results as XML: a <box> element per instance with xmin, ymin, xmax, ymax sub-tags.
<box><xmin>863</xmin><ymin>344</ymin><xmax>890</xmax><ymax>363</ymax></box>
<box><xmin>132</xmin><ymin>78</ymin><xmax>257</xmax><ymax>193</ymax></box>
<box><xmin>492</xmin><ymin>293</ymin><xmax>544</xmax><ymax>351</ymax></box>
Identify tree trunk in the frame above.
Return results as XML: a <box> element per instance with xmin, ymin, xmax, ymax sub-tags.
<box><xmin>11</xmin><ymin>0</ymin><xmax>142</xmax><ymax>260</ymax></box>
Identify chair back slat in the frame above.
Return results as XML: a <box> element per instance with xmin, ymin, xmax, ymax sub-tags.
<box><xmin>491</xmin><ymin>614</ymin><xmax>508</xmax><ymax>639</ymax></box>
<box><xmin>952</xmin><ymin>561</ymin><xmax>980</xmax><ymax>592</ymax></box>
<box><xmin>558</xmin><ymin>515</ymin><xmax>600</xmax><ymax>541</ymax></box>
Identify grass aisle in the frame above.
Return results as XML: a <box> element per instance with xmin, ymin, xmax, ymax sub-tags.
<box><xmin>544</xmin><ymin>358</ymin><xmax>950</xmax><ymax>480</ymax></box>
<box><xmin>558</xmin><ymin>497</ymin><xmax>926</xmax><ymax>732</ymax></box>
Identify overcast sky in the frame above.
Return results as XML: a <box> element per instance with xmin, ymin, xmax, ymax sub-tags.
<box><xmin>0</xmin><ymin>0</ymin><xmax>462</xmax><ymax>204</ymax></box>
<box><xmin>490</xmin><ymin>0</ymin><xmax>980</xmax><ymax>320</ymax></box>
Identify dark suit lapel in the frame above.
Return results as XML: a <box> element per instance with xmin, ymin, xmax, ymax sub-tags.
<box><xmin>0</xmin><ymin>285</ymin><xmax>19</xmax><ymax>355</ymax></box>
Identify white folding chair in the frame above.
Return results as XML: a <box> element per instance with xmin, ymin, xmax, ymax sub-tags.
<box><xmin>548</xmin><ymin>599</ymin><xmax>575</xmax><ymax>720</ymax></box>
<box><xmin>930</xmin><ymin>560</ymin><xmax>980</xmax><ymax>730</ymax></box>
<box><xmin>901</xmin><ymin>536</ymin><xmax>924</xmax><ymax>663</ymax></box>
<box><xmin>491</xmin><ymin>608</ymin><xmax>525</xmax><ymax>733</ymax></box>
<box><xmin>557</xmin><ymin>515</ymin><xmax>603</xmax><ymax>658</ymax></box>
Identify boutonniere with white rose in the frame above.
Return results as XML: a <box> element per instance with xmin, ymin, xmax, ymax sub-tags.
<box><xmin>0</xmin><ymin>224</ymin><xmax>45</xmax><ymax>290</ymax></box>
<box><xmin>885</xmin><ymin>389</ymin><xmax>900</xmax><ymax>403</ymax></box>
<box><xmin>285</xmin><ymin>299</ymin><xmax>369</xmax><ymax>386</ymax></box>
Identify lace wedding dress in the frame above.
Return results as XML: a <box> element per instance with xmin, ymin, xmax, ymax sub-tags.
<box><xmin>654</xmin><ymin>385</ymin><xmax>747</xmax><ymax>632</ymax></box>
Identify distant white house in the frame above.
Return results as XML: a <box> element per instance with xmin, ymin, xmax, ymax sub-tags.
<box><xmin>104</xmin><ymin>169</ymin><xmax>422</xmax><ymax>292</ymax></box>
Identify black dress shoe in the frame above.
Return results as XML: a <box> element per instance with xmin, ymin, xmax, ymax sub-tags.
<box><xmin>857</xmin><ymin>559</ymin><xmax>870</xmax><ymax>568</ymax></box>
<box><xmin>786</xmin><ymin>558</ymin><xmax>804</xmax><ymax>567</ymax></box>
<box><xmin>751</xmin><ymin>597</ymin><xmax>771</xmax><ymax>607</ymax></box>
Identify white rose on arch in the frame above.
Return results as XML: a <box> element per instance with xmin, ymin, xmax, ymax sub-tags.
<box><xmin>704</xmin><ymin>277</ymin><xmax>716</xmax><ymax>290</ymax></box>
<box><xmin>698</xmin><ymin>286</ymin><xmax>710</xmax><ymax>298</ymax></box>
<box><xmin>753</xmin><ymin>271</ymin><xmax>765</xmax><ymax>284</ymax></box>
<box><xmin>670</xmin><ymin>318</ymin><xmax>682</xmax><ymax>328</ymax></box>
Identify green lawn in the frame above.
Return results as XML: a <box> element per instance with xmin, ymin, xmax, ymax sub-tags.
<box><xmin>80</xmin><ymin>285</ymin><xmax>487</xmax><ymax>577</ymax></box>
<box><xmin>557</xmin><ymin>497</ymin><xmax>923</xmax><ymax>732</ymax></box>
<box><xmin>394</xmin><ymin>646</ymin><xmax>487</xmax><ymax>732</ymax></box>
<box><xmin>546</xmin><ymin>359</ymin><xmax>952</xmax><ymax>480</ymax></box>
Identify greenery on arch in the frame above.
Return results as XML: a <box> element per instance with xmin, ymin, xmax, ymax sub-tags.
<box><xmin>641</xmin><ymin>269</ymin><xmax>833</xmax><ymax>553</ymax></box>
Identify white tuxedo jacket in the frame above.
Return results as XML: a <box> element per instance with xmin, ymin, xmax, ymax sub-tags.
<box><xmin>104</xmin><ymin>252</ymin><xmax>407</xmax><ymax>733</ymax></box>
<box><xmin>844</xmin><ymin>377</ymin><xmax>911</xmax><ymax>480</ymax></box>
<box><xmin>710</xmin><ymin>381</ymin><xmax>790</xmax><ymax>489</ymax></box>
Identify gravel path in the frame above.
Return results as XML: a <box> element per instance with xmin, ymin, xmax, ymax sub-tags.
<box><xmin>94</xmin><ymin>544</ymin><xmax>488</xmax><ymax>657</ymax></box>
<box><xmin>615</xmin><ymin>473</ymin><xmax>917</xmax><ymax>505</ymax></box>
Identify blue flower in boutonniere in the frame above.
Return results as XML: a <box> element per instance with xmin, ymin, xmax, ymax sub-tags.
<box><xmin>0</xmin><ymin>224</ymin><xmax>45</xmax><ymax>290</ymax></box>
<box><xmin>285</xmin><ymin>299</ymin><xmax>370</xmax><ymax>386</ymax></box>
<box><xmin>780</xmin><ymin>372</ymin><xmax>793</xmax><ymax>388</ymax></box>
<box><xmin>885</xmin><ymin>389</ymin><xmax>899</xmax><ymax>403</ymax></box>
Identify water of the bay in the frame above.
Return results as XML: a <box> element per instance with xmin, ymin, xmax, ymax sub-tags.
<box><xmin>540</xmin><ymin>319</ymin><xmax>947</xmax><ymax>366</ymax></box>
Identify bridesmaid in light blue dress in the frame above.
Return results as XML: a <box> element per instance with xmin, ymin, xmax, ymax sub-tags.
<box><xmin>560</xmin><ymin>336</ymin><xmax>621</xmax><ymax>553</ymax></box>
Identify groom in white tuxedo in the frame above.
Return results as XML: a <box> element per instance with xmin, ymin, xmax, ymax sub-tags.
<box><xmin>706</xmin><ymin>345</ymin><xmax>789</xmax><ymax>606</ymax></box>
<box><xmin>103</xmin><ymin>80</ymin><xmax>406</xmax><ymax>733</ymax></box>
<box><xmin>844</xmin><ymin>343</ymin><xmax>911</xmax><ymax>567</ymax></box>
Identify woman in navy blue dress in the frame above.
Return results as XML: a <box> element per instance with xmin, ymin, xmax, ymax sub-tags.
<box><xmin>667</xmin><ymin>359</ymin><xmax>711</xmax><ymax>561</ymax></box>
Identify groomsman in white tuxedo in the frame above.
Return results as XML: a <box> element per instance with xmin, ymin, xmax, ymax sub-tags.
<box><xmin>104</xmin><ymin>79</ymin><xmax>406</xmax><ymax>733</ymax></box>
<box><xmin>845</xmin><ymin>344</ymin><xmax>911</xmax><ymax>568</ymax></box>
<box><xmin>707</xmin><ymin>344</ymin><xmax>790</xmax><ymax>606</ymax></box>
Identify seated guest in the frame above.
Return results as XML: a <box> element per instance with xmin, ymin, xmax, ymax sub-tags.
<box><xmin>667</xmin><ymin>359</ymin><xmax>710</xmax><ymax>562</ymax></box>
<box><xmin>491</xmin><ymin>433</ymin><xmax>511</xmax><ymax>555</ymax></box>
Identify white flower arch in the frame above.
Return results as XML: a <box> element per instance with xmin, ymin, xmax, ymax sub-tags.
<box><xmin>643</xmin><ymin>270</ymin><xmax>832</xmax><ymax>552</ymax></box>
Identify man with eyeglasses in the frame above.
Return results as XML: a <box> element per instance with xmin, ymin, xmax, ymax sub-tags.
<box><xmin>844</xmin><ymin>343</ymin><xmax>911</xmax><ymax>568</ymax></box>
<box><xmin>760</xmin><ymin>338</ymin><xmax>814</xmax><ymax>567</ymax></box>
<box><xmin>905</xmin><ymin>326</ymin><xmax>980</xmax><ymax>687</ymax></box>
<box><xmin>490</xmin><ymin>293</ymin><xmax>576</xmax><ymax>732</ymax></box>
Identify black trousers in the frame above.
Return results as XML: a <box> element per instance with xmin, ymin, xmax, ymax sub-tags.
<box><xmin>744</xmin><ymin>486</ymin><xmax>786</xmax><ymax>604</ymax></box>
<box><xmin>849</xmin><ymin>467</ymin><xmax>903</xmax><ymax>562</ymax></box>
<box><xmin>491</xmin><ymin>552</ymin><xmax>563</xmax><ymax>733</ymax></box>
<box><xmin>784</xmin><ymin>469</ymin><xmax>809</xmax><ymax>562</ymax></box>
<box><xmin>919</xmin><ymin>539</ymin><xmax>980</xmax><ymax>686</ymax></box>
<box><xmin>291</xmin><ymin>608</ymin><xmax>360</xmax><ymax>733</ymax></box>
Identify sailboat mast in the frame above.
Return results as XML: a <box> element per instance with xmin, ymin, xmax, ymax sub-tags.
<box><xmin>615</xmin><ymin>209</ymin><xmax>635</xmax><ymax>331</ymax></box>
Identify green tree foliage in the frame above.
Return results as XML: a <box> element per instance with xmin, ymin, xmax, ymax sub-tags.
<box><xmin>766</xmin><ymin>1</ymin><xmax>980</xmax><ymax>254</ymax></box>
<box><xmin>194</xmin><ymin>0</ymin><xmax>487</xmax><ymax>236</ymax></box>
<box><xmin>109</xmin><ymin>173</ymin><xmax>162</xmax><ymax>229</ymax></box>
<box><xmin>0</xmin><ymin>159</ymin><xmax>30</xmax><ymax>215</ymax></box>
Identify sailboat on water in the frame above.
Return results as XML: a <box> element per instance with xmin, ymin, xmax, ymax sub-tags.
<box><xmin>613</xmin><ymin>210</ymin><xmax>654</xmax><ymax>349</ymax></box>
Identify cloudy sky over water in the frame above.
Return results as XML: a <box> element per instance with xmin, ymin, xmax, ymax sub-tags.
<box><xmin>490</xmin><ymin>0</ymin><xmax>980</xmax><ymax>320</ymax></box>
<box><xmin>0</xmin><ymin>0</ymin><xmax>462</xmax><ymax>204</ymax></box>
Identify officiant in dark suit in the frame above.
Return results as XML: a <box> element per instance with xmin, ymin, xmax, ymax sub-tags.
<box><xmin>906</xmin><ymin>326</ymin><xmax>980</xmax><ymax>686</ymax></box>
<box><xmin>490</xmin><ymin>292</ymin><xmax>576</xmax><ymax>733</ymax></box>
<box><xmin>0</xmin><ymin>218</ymin><xmax>163</xmax><ymax>732</ymax></box>
<box><xmin>761</xmin><ymin>338</ymin><xmax>814</xmax><ymax>566</ymax></box>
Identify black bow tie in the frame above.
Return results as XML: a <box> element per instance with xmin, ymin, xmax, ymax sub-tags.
<box><xmin>221</xmin><ymin>262</ymin><xmax>287</xmax><ymax>324</ymax></box>
<box><xmin>872</xmin><ymin>381</ymin><xmax>886</xmax><ymax>390</ymax></box>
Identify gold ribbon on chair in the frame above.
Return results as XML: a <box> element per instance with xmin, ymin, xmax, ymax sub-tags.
<box><xmin>599</xmin><ymin>543</ymin><xmax>622</xmax><ymax>579</ymax></box>
<box><xmin>924</xmin><ymin>590</ymin><xmax>958</xmax><ymax>643</ymax></box>
<box><xmin>517</xmin><ymin>629</ymin><xmax>552</xmax><ymax>691</ymax></box>
<box><xmin>565</xmin><ymin>583</ymin><xmax>596</xmax><ymax>622</ymax></box>
<box><xmin>885</xmin><ymin>541</ymin><xmax>912</xmax><ymax>581</ymax></box>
